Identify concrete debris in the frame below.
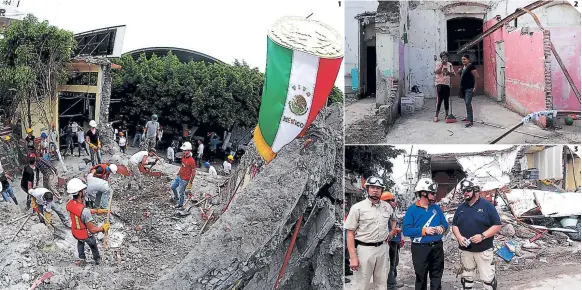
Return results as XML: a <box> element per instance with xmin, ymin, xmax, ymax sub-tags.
<box><xmin>152</xmin><ymin>104</ymin><xmax>344</xmax><ymax>290</ymax></box>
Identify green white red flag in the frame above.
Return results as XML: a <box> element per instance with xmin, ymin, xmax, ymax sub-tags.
<box><xmin>254</xmin><ymin>16</ymin><xmax>343</xmax><ymax>162</ymax></box>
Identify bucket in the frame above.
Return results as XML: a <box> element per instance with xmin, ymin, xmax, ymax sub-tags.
<box><xmin>413</xmin><ymin>94</ymin><xmax>425</xmax><ymax>110</ymax></box>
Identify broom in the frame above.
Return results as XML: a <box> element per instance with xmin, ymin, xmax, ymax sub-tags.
<box><xmin>445</xmin><ymin>95</ymin><xmax>457</xmax><ymax>123</ymax></box>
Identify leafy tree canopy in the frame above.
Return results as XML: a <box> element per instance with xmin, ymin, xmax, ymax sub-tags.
<box><xmin>345</xmin><ymin>145</ymin><xmax>405</xmax><ymax>190</ymax></box>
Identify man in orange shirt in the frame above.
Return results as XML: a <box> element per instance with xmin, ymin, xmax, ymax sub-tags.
<box><xmin>171</xmin><ymin>142</ymin><xmax>196</xmax><ymax>209</ymax></box>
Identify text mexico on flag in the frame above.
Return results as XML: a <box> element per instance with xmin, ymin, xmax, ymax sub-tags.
<box><xmin>254</xmin><ymin>16</ymin><xmax>344</xmax><ymax>162</ymax></box>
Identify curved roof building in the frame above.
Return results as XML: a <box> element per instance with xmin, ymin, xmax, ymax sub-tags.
<box><xmin>123</xmin><ymin>47</ymin><xmax>225</xmax><ymax>64</ymax></box>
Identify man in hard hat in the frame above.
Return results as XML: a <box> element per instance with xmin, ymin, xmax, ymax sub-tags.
<box><xmin>143</xmin><ymin>114</ymin><xmax>160</xmax><ymax>151</ymax></box>
<box><xmin>28</xmin><ymin>188</ymin><xmax>68</xmax><ymax>227</ymax></box>
<box><xmin>452</xmin><ymin>177</ymin><xmax>501</xmax><ymax>290</ymax></box>
<box><xmin>402</xmin><ymin>178</ymin><xmax>448</xmax><ymax>290</ymax></box>
<box><xmin>172</xmin><ymin>141</ymin><xmax>196</xmax><ymax>209</ymax></box>
<box><xmin>344</xmin><ymin>176</ymin><xmax>398</xmax><ymax>290</ymax></box>
<box><xmin>89</xmin><ymin>163</ymin><xmax>117</xmax><ymax>181</ymax></box>
<box><xmin>25</xmin><ymin>128</ymin><xmax>36</xmax><ymax>154</ymax></box>
<box><xmin>85</xmin><ymin>120</ymin><xmax>102</xmax><ymax>166</ymax></box>
<box><xmin>65</xmin><ymin>178</ymin><xmax>110</xmax><ymax>265</ymax></box>
<box><xmin>223</xmin><ymin>155</ymin><xmax>234</xmax><ymax>174</ymax></box>
<box><xmin>118</xmin><ymin>132</ymin><xmax>127</xmax><ymax>153</ymax></box>
<box><xmin>204</xmin><ymin>161</ymin><xmax>217</xmax><ymax>176</ymax></box>
<box><xmin>85</xmin><ymin>173</ymin><xmax>112</xmax><ymax>210</ymax></box>
<box><xmin>381</xmin><ymin>192</ymin><xmax>405</xmax><ymax>290</ymax></box>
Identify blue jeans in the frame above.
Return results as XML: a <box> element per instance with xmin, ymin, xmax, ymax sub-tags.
<box><xmin>464</xmin><ymin>88</ymin><xmax>474</xmax><ymax>123</ymax></box>
<box><xmin>89</xmin><ymin>148</ymin><xmax>102</xmax><ymax>166</ymax></box>
<box><xmin>171</xmin><ymin>176</ymin><xmax>188</xmax><ymax>206</ymax></box>
<box><xmin>132</xmin><ymin>133</ymin><xmax>142</xmax><ymax>147</ymax></box>
<box><xmin>1</xmin><ymin>185</ymin><xmax>17</xmax><ymax>204</ymax></box>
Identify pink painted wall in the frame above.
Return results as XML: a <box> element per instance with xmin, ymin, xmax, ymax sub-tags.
<box><xmin>504</xmin><ymin>29</ymin><xmax>547</xmax><ymax>117</ymax></box>
<box><xmin>482</xmin><ymin>18</ymin><xmax>505</xmax><ymax>100</ymax></box>
<box><xmin>546</xmin><ymin>27</ymin><xmax>581</xmax><ymax>111</ymax></box>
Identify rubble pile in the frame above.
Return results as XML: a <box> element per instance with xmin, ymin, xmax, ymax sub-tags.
<box><xmin>152</xmin><ymin>104</ymin><xmax>344</xmax><ymax>290</ymax></box>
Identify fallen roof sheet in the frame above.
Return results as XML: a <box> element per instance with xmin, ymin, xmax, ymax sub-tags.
<box><xmin>505</xmin><ymin>189</ymin><xmax>581</xmax><ymax>218</ymax></box>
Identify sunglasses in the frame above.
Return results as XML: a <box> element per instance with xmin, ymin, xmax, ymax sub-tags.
<box><xmin>427</xmin><ymin>192</ymin><xmax>437</xmax><ymax>195</ymax></box>
<box><xmin>462</xmin><ymin>188</ymin><xmax>475</xmax><ymax>193</ymax></box>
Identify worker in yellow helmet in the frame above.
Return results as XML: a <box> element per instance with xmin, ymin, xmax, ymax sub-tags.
<box><xmin>25</xmin><ymin>128</ymin><xmax>36</xmax><ymax>152</ymax></box>
<box><xmin>223</xmin><ymin>155</ymin><xmax>234</xmax><ymax>174</ymax></box>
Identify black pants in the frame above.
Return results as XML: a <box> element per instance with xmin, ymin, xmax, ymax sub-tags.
<box><xmin>77</xmin><ymin>236</ymin><xmax>100</xmax><ymax>261</ymax></box>
<box><xmin>411</xmin><ymin>241</ymin><xmax>444</xmax><ymax>290</ymax></box>
<box><xmin>388</xmin><ymin>241</ymin><xmax>400</xmax><ymax>290</ymax></box>
<box><xmin>22</xmin><ymin>185</ymin><xmax>31</xmax><ymax>210</ymax></box>
<box><xmin>436</xmin><ymin>85</ymin><xmax>450</xmax><ymax>116</ymax></box>
<box><xmin>78</xmin><ymin>141</ymin><xmax>89</xmax><ymax>156</ymax></box>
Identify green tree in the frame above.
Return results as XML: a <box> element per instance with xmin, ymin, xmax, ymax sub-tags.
<box><xmin>328</xmin><ymin>86</ymin><xmax>343</xmax><ymax>104</ymax></box>
<box><xmin>345</xmin><ymin>145</ymin><xmax>405</xmax><ymax>189</ymax></box>
<box><xmin>0</xmin><ymin>14</ymin><xmax>76</xmax><ymax>127</ymax></box>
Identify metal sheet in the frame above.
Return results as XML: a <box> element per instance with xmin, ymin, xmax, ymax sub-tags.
<box><xmin>532</xmin><ymin>146</ymin><xmax>564</xmax><ymax>180</ymax></box>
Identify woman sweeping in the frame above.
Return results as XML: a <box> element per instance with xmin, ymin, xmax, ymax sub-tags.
<box><xmin>458</xmin><ymin>54</ymin><xmax>479</xmax><ymax>128</ymax></box>
<box><xmin>434</xmin><ymin>51</ymin><xmax>455</xmax><ymax>122</ymax></box>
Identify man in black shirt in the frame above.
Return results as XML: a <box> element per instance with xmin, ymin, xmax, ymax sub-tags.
<box><xmin>21</xmin><ymin>156</ymin><xmax>37</xmax><ymax>210</ymax></box>
<box><xmin>458</xmin><ymin>54</ymin><xmax>480</xmax><ymax>128</ymax></box>
<box><xmin>25</xmin><ymin>128</ymin><xmax>36</xmax><ymax>153</ymax></box>
<box><xmin>132</xmin><ymin>124</ymin><xmax>143</xmax><ymax>147</ymax></box>
<box><xmin>452</xmin><ymin>177</ymin><xmax>502</xmax><ymax>290</ymax></box>
<box><xmin>85</xmin><ymin>120</ymin><xmax>102</xmax><ymax>166</ymax></box>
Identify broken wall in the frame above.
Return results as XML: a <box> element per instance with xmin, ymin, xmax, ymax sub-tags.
<box><xmin>504</xmin><ymin>28</ymin><xmax>548</xmax><ymax>123</ymax></box>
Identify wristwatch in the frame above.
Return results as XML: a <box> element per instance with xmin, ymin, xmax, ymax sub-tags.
<box><xmin>480</xmin><ymin>233</ymin><xmax>486</xmax><ymax>240</ymax></box>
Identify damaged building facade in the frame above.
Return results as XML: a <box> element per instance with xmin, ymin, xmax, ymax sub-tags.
<box><xmin>347</xmin><ymin>0</ymin><xmax>580</xmax><ymax>126</ymax></box>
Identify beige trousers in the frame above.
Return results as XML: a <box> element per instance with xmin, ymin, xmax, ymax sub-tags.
<box><xmin>354</xmin><ymin>243</ymin><xmax>389</xmax><ymax>290</ymax></box>
<box><xmin>460</xmin><ymin>248</ymin><xmax>496</xmax><ymax>289</ymax></box>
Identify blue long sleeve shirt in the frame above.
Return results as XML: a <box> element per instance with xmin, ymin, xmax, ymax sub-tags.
<box><xmin>402</xmin><ymin>201</ymin><xmax>448</xmax><ymax>244</ymax></box>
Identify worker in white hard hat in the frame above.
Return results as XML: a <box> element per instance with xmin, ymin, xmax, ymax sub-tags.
<box><xmin>344</xmin><ymin>176</ymin><xmax>398</xmax><ymax>290</ymax></box>
<box><xmin>402</xmin><ymin>178</ymin><xmax>448</xmax><ymax>290</ymax></box>
<box><xmin>88</xmin><ymin>163</ymin><xmax>117</xmax><ymax>181</ymax></box>
<box><xmin>65</xmin><ymin>178</ymin><xmax>110</xmax><ymax>265</ymax></box>
<box><xmin>452</xmin><ymin>177</ymin><xmax>501</xmax><ymax>290</ymax></box>
<box><xmin>85</xmin><ymin>120</ymin><xmax>102</xmax><ymax>166</ymax></box>
<box><xmin>172</xmin><ymin>141</ymin><xmax>196</xmax><ymax>209</ymax></box>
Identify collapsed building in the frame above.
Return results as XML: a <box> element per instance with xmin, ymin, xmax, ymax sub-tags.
<box><xmin>0</xmin><ymin>103</ymin><xmax>343</xmax><ymax>290</ymax></box>
<box><xmin>345</xmin><ymin>0</ymin><xmax>580</xmax><ymax>127</ymax></box>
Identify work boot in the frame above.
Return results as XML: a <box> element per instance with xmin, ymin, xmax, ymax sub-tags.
<box><xmin>94</xmin><ymin>258</ymin><xmax>101</xmax><ymax>265</ymax></box>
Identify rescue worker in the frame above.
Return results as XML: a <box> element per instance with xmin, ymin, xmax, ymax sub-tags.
<box><xmin>65</xmin><ymin>178</ymin><xmax>110</xmax><ymax>265</ymax></box>
<box><xmin>452</xmin><ymin>177</ymin><xmax>502</xmax><ymax>290</ymax></box>
<box><xmin>85</xmin><ymin>173</ymin><xmax>112</xmax><ymax>210</ymax></box>
<box><xmin>28</xmin><ymin>188</ymin><xmax>68</xmax><ymax>227</ymax></box>
<box><xmin>128</xmin><ymin>149</ymin><xmax>159</xmax><ymax>189</ymax></box>
<box><xmin>204</xmin><ymin>161</ymin><xmax>217</xmax><ymax>176</ymax></box>
<box><xmin>21</xmin><ymin>154</ymin><xmax>38</xmax><ymax>210</ymax></box>
<box><xmin>143</xmin><ymin>114</ymin><xmax>160</xmax><ymax>151</ymax></box>
<box><xmin>1</xmin><ymin>172</ymin><xmax>17</xmax><ymax>204</ymax></box>
<box><xmin>381</xmin><ymin>192</ymin><xmax>405</xmax><ymax>290</ymax></box>
<box><xmin>89</xmin><ymin>163</ymin><xmax>118</xmax><ymax>181</ymax></box>
<box><xmin>85</xmin><ymin>120</ymin><xmax>102</xmax><ymax>166</ymax></box>
<box><xmin>35</xmin><ymin>156</ymin><xmax>59</xmax><ymax>198</ymax></box>
<box><xmin>172</xmin><ymin>142</ymin><xmax>196</xmax><ymax>209</ymax></box>
<box><xmin>118</xmin><ymin>132</ymin><xmax>127</xmax><ymax>153</ymax></box>
<box><xmin>344</xmin><ymin>176</ymin><xmax>398</xmax><ymax>290</ymax></box>
<box><xmin>402</xmin><ymin>178</ymin><xmax>448</xmax><ymax>290</ymax></box>
<box><xmin>25</xmin><ymin>128</ymin><xmax>36</xmax><ymax>154</ymax></box>
<box><xmin>223</xmin><ymin>155</ymin><xmax>233</xmax><ymax>174</ymax></box>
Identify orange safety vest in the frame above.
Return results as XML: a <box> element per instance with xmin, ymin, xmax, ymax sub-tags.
<box><xmin>66</xmin><ymin>199</ymin><xmax>89</xmax><ymax>240</ymax></box>
<box><xmin>90</xmin><ymin>164</ymin><xmax>109</xmax><ymax>179</ymax></box>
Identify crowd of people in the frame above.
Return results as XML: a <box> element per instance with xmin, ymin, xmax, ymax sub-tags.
<box><xmin>345</xmin><ymin>176</ymin><xmax>501</xmax><ymax>290</ymax></box>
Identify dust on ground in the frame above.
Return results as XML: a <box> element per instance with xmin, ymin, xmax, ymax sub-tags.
<box><xmin>344</xmin><ymin>239</ymin><xmax>581</xmax><ymax>290</ymax></box>
<box><xmin>344</xmin><ymin>97</ymin><xmax>387</xmax><ymax>144</ymax></box>
<box><xmin>344</xmin><ymin>95</ymin><xmax>581</xmax><ymax>144</ymax></box>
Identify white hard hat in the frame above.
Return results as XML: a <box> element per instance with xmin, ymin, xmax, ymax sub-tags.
<box><xmin>109</xmin><ymin>164</ymin><xmax>118</xmax><ymax>174</ymax></box>
<box><xmin>364</xmin><ymin>176</ymin><xmax>385</xmax><ymax>189</ymax></box>
<box><xmin>180</xmin><ymin>142</ymin><xmax>193</xmax><ymax>151</ymax></box>
<box><xmin>414</xmin><ymin>178</ymin><xmax>438</xmax><ymax>193</ymax></box>
<box><xmin>67</xmin><ymin>178</ymin><xmax>87</xmax><ymax>194</ymax></box>
<box><xmin>89</xmin><ymin>120</ymin><xmax>97</xmax><ymax>128</ymax></box>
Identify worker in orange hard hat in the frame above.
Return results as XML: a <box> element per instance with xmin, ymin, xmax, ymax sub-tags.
<box><xmin>381</xmin><ymin>191</ymin><xmax>405</xmax><ymax>290</ymax></box>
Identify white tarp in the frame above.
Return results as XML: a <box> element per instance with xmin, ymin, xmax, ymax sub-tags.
<box><xmin>533</xmin><ymin>191</ymin><xmax>581</xmax><ymax>217</ymax></box>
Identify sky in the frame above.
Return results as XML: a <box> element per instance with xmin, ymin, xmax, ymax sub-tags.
<box><xmin>18</xmin><ymin>0</ymin><xmax>345</xmax><ymax>89</ymax></box>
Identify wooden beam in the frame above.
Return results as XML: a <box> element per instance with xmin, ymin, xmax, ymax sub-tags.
<box><xmin>59</xmin><ymin>85</ymin><xmax>98</xmax><ymax>94</ymax></box>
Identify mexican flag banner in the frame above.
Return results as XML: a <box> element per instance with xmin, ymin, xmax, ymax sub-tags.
<box><xmin>254</xmin><ymin>16</ymin><xmax>343</xmax><ymax>162</ymax></box>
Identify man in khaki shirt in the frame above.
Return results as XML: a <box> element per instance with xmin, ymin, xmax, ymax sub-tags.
<box><xmin>345</xmin><ymin>176</ymin><xmax>400</xmax><ymax>290</ymax></box>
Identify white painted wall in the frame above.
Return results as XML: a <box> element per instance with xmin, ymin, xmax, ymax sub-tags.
<box><xmin>487</xmin><ymin>0</ymin><xmax>580</xmax><ymax>27</ymax></box>
<box><xmin>345</xmin><ymin>0</ymin><xmax>378</xmax><ymax>93</ymax></box>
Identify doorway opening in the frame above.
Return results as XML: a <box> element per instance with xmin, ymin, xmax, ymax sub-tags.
<box><xmin>447</xmin><ymin>17</ymin><xmax>485</xmax><ymax>95</ymax></box>
<box><xmin>365</xmin><ymin>46</ymin><xmax>376</xmax><ymax>98</ymax></box>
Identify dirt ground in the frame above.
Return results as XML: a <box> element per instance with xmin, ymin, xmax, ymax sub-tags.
<box><xmin>344</xmin><ymin>95</ymin><xmax>581</xmax><ymax>144</ymax></box>
<box><xmin>344</xmin><ymin>239</ymin><xmax>581</xmax><ymax>290</ymax></box>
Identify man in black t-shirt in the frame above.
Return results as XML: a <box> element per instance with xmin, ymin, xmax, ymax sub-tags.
<box><xmin>25</xmin><ymin>128</ymin><xmax>36</xmax><ymax>153</ymax></box>
<box><xmin>133</xmin><ymin>124</ymin><xmax>143</xmax><ymax>147</ymax></box>
<box><xmin>452</xmin><ymin>178</ymin><xmax>501</xmax><ymax>290</ymax></box>
<box><xmin>85</xmin><ymin>120</ymin><xmax>101</xmax><ymax>166</ymax></box>
<box><xmin>458</xmin><ymin>54</ymin><xmax>480</xmax><ymax>128</ymax></box>
<box><xmin>21</xmin><ymin>156</ymin><xmax>37</xmax><ymax>210</ymax></box>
